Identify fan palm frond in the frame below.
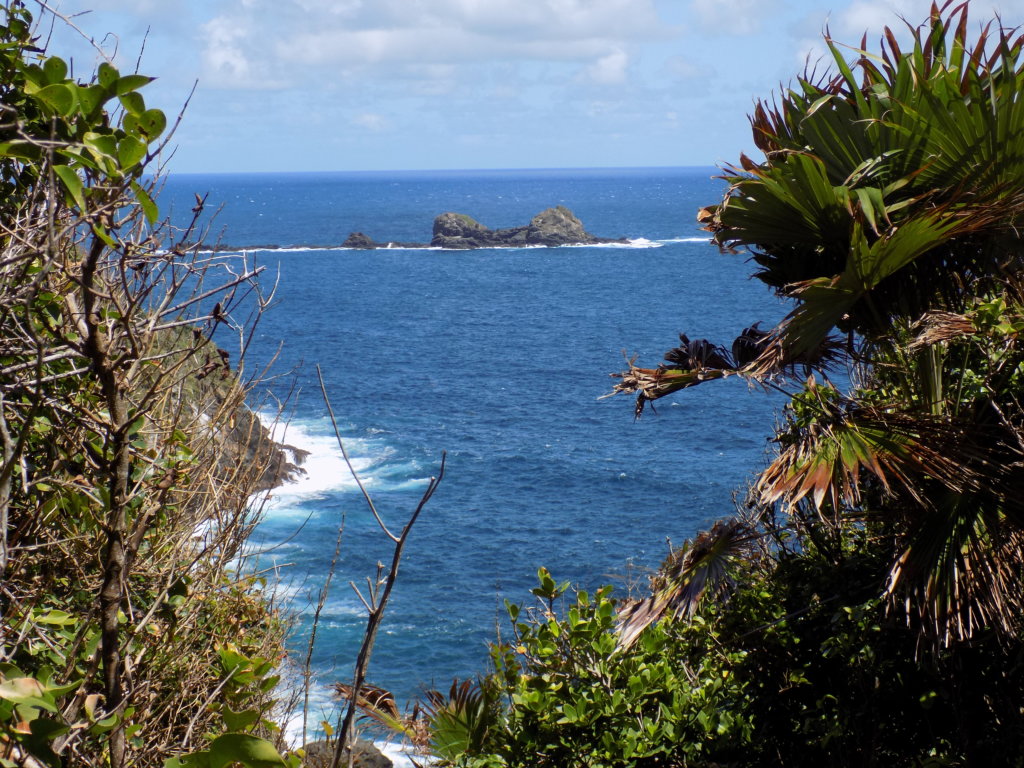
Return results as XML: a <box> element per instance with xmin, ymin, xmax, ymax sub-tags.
<box><xmin>887</xmin><ymin>500</ymin><xmax>1024</xmax><ymax>645</ymax></box>
<box><xmin>616</xmin><ymin>519</ymin><xmax>757</xmax><ymax>649</ymax></box>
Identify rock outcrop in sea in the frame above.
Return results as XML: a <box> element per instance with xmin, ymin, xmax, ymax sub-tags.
<box><xmin>343</xmin><ymin>206</ymin><xmax>627</xmax><ymax>249</ymax></box>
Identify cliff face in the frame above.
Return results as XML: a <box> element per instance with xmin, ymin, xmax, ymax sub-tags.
<box><xmin>218</xmin><ymin>403</ymin><xmax>309</xmax><ymax>493</ymax></box>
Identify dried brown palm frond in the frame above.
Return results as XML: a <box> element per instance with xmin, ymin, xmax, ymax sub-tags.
<box><xmin>738</xmin><ymin>329</ymin><xmax>846</xmax><ymax>380</ymax></box>
<box><xmin>333</xmin><ymin>682</ymin><xmax>430</xmax><ymax>747</ymax></box>
<box><xmin>334</xmin><ymin>682</ymin><xmax>402</xmax><ymax>722</ymax></box>
<box><xmin>608</xmin><ymin>324</ymin><xmax>845</xmax><ymax>417</ymax></box>
<box><xmin>907</xmin><ymin>311</ymin><xmax>975</xmax><ymax>352</ymax></box>
<box><xmin>607</xmin><ymin>361</ymin><xmax>732</xmax><ymax>417</ymax></box>
<box><xmin>755</xmin><ymin>391</ymin><xmax>1011</xmax><ymax>516</ymax></box>
<box><xmin>616</xmin><ymin>519</ymin><xmax>757</xmax><ymax>650</ymax></box>
<box><xmin>887</xmin><ymin>503</ymin><xmax>1024</xmax><ymax>648</ymax></box>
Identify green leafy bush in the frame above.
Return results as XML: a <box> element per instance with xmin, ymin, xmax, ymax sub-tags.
<box><xmin>438</xmin><ymin>569</ymin><xmax>751</xmax><ymax>768</ymax></box>
<box><xmin>0</xmin><ymin>4</ymin><xmax>294</xmax><ymax>766</ymax></box>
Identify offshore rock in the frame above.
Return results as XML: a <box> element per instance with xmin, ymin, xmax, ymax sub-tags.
<box><xmin>431</xmin><ymin>212</ymin><xmax>495</xmax><ymax>248</ymax></box>
<box><xmin>524</xmin><ymin>205</ymin><xmax>592</xmax><ymax>246</ymax></box>
<box><xmin>342</xmin><ymin>206</ymin><xmax>627</xmax><ymax>250</ymax></box>
<box><xmin>430</xmin><ymin>206</ymin><xmax>622</xmax><ymax>248</ymax></box>
<box><xmin>341</xmin><ymin>231</ymin><xmax>376</xmax><ymax>249</ymax></box>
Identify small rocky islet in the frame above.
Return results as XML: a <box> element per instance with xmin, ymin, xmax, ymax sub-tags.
<box><xmin>192</xmin><ymin>206</ymin><xmax>628</xmax><ymax>252</ymax></box>
<box><xmin>342</xmin><ymin>205</ymin><xmax>628</xmax><ymax>249</ymax></box>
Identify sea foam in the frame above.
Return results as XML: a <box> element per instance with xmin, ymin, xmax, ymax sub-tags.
<box><xmin>259</xmin><ymin>415</ymin><xmax>376</xmax><ymax>511</ymax></box>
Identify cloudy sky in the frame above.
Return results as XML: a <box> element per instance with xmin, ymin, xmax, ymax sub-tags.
<box><xmin>40</xmin><ymin>0</ymin><xmax>1024</xmax><ymax>173</ymax></box>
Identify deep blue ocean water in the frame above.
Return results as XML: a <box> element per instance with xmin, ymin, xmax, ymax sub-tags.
<box><xmin>156</xmin><ymin>167</ymin><xmax>787</xmax><ymax>734</ymax></box>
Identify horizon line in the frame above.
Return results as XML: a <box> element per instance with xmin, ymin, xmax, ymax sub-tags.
<box><xmin>162</xmin><ymin>164</ymin><xmax>724</xmax><ymax>177</ymax></box>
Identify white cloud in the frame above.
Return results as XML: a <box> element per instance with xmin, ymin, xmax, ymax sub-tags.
<box><xmin>67</xmin><ymin>0</ymin><xmax>186</xmax><ymax>14</ymax></box>
<box><xmin>833</xmin><ymin>0</ymin><xmax>933</xmax><ymax>40</ymax></box>
<box><xmin>199</xmin><ymin>15</ymin><xmax>287</xmax><ymax>88</ymax></box>
<box><xmin>583</xmin><ymin>49</ymin><xmax>629</xmax><ymax>85</ymax></box>
<box><xmin>661</xmin><ymin>55</ymin><xmax>704</xmax><ymax>82</ymax></box>
<box><xmin>196</xmin><ymin>0</ymin><xmax>673</xmax><ymax>88</ymax></box>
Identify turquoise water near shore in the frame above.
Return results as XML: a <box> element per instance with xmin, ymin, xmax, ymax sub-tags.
<box><xmin>158</xmin><ymin>167</ymin><xmax>788</xmax><ymax>738</ymax></box>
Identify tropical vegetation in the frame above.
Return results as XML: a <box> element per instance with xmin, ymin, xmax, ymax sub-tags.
<box><xmin>398</xmin><ymin>2</ymin><xmax>1024</xmax><ymax>765</ymax></box>
<box><xmin>0</xmin><ymin>3</ymin><xmax>302</xmax><ymax>766</ymax></box>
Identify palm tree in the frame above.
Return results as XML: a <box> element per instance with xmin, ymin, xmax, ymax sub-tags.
<box><xmin>616</xmin><ymin>1</ymin><xmax>1024</xmax><ymax>646</ymax></box>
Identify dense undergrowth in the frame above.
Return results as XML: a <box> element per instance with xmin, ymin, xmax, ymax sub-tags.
<box><xmin>0</xmin><ymin>4</ymin><xmax>302</xmax><ymax>766</ymax></box>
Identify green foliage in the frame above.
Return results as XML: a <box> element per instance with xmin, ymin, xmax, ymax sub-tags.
<box><xmin>440</xmin><ymin>575</ymin><xmax>752</xmax><ymax>768</ymax></box>
<box><xmin>581</xmin><ymin>4</ymin><xmax>1024</xmax><ymax>766</ymax></box>
<box><xmin>423</xmin><ymin>680</ymin><xmax>498</xmax><ymax>762</ymax></box>
<box><xmin>162</xmin><ymin>643</ymin><xmax>297</xmax><ymax>768</ymax></box>
<box><xmin>0</xmin><ymin>4</ymin><xmax>290</xmax><ymax>767</ymax></box>
<box><xmin>0</xmin><ymin>3</ymin><xmax>165</xmax><ymax>230</ymax></box>
<box><xmin>612</xmin><ymin>0</ymin><xmax>1024</xmax><ymax>645</ymax></box>
<box><xmin>439</xmin><ymin>549</ymin><xmax>1024</xmax><ymax>766</ymax></box>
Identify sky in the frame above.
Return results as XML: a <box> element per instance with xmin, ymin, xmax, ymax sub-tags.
<box><xmin>36</xmin><ymin>0</ymin><xmax>1024</xmax><ymax>173</ymax></box>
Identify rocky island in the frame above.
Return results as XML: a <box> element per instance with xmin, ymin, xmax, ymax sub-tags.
<box><xmin>342</xmin><ymin>205</ymin><xmax>628</xmax><ymax>249</ymax></box>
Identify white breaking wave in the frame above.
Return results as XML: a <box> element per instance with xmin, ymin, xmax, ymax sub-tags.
<box><xmin>259</xmin><ymin>415</ymin><xmax>377</xmax><ymax>513</ymax></box>
<box><xmin>177</xmin><ymin>236</ymin><xmax>713</xmax><ymax>255</ymax></box>
<box><xmin>377</xmin><ymin>740</ymin><xmax>431</xmax><ymax>767</ymax></box>
<box><xmin>559</xmin><ymin>238</ymin><xmax>660</xmax><ymax>249</ymax></box>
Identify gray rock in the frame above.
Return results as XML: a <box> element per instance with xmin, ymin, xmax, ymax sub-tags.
<box><xmin>430</xmin><ymin>206</ymin><xmax>625</xmax><ymax>249</ymax></box>
<box><xmin>431</xmin><ymin>212</ymin><xmax>495</xmax><ymax>248</ymax></box>
<box><xmin>300</xmin><ymin>738</ymin><xmax>392</xmax><ymax>768</ymax></box>
<box><xmin>342</xmin><ymin>207</ymin><xmax>627</xmax><ymax>250</ymax></box>
<box><xmin>341</xmin><ymin>232</ymin><xmax>377</xmax><ymax>249</ymax></box>
<box><xmin>525</xmin><ymin>205</ymin><xmax>591</xmax><ymax>246</ymax></box>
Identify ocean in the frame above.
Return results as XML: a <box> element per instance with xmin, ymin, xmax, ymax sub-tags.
<box><xmin>156</xmin><ymin>167</ymin><xmax>787</xmax><ymax>748</ymax></box>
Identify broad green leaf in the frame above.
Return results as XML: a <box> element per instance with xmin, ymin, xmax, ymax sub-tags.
<box><xmin>119</xmin><ymin>91</ymin><xmax>145</xmax><ymax>117</ymax></box>
<box><xmin>164</xmin><ymin>754</ymin><xmax>211</xmax><ymax>768</ymax></box>
<box><xmin>134</xmin><ymin>183</ymin><xmax>159</xmax><ymax>223</ymax></box>
<box><xmin>0</xmin><ymin>678</ymin><xmax>57</xmax><ymax>712</ymax></box>
<box><xmin>89</xmin><ymin>713</ymin><xmax>119</xmax><ymax>735</ymax></box>
<box><xmin>115</xmin><ymin>74</ymin><xmax>154</xmax><ymax>94</ymax></box>
<box><xmin>118</xmin><ymin>136</ymin><xmax>146</xmax><ymax>169</ymax></box>
<box><xmin>42</xmin><ymin>56</ymin><xmax>67</xmax><ymax>84</ymax></box>
<box><xmin>28</xmin><ymin>716</ymin><xmax>68</xmax><ymax>740</ymax></box>
<box><xmin>135</xmin><ymin>108</ymin><xmax>167</xmax><ymax>139</ymax></box>
<box><xmin>209</xmin><ymin>734</ymin><xmax>286</xmax><ymax>768</ymax></box>
<box><xmin>53</xmin><ymin>165</ymin><xmax>86</xmax><ymax>211</ymax></box>
<box><xmin>84</xmin><ymin>132</ymin><xmax>118</xmax><ymax>159</ymax></box>
<box><xmin>57</xmin><ymin>146</ymin><xmax>101</xmax><ymax>172</ymax></box>
<box><xmin>77</xmin><ymin>84</ymin><xmax>106</xmax><ymax>117</ymax></box>
<box><xmin>91</xmin><ymin>222</ymin><xmax>118</xmax><ymax>248</ymax></box>
<box><xmin>21</xmin><ymin>63</ymin><xmax>46</xmax><ymax>89</ymax></box>
<box><xmin>98</xmin><ymin>61</ymin><xmax>119</xmax><ymax>88</ymax></box>
<box><xmin>0</xmin><ymin>141</ymin><xmax>41</xmax><ymax>161</ymax></box>
<box><xmin>33</xmin><ymin>609</ymin><xmax>76</xmax><ymax>626</ymax></box>
<box><xmin>222</xmin><ymin>707</ymin><xmax>260</xmax><ymax>731</ymax></box>
<box><xmin>35</xmin><ymin>83</ymin><xmax>75</xmax><ymax>116</ymax></box>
